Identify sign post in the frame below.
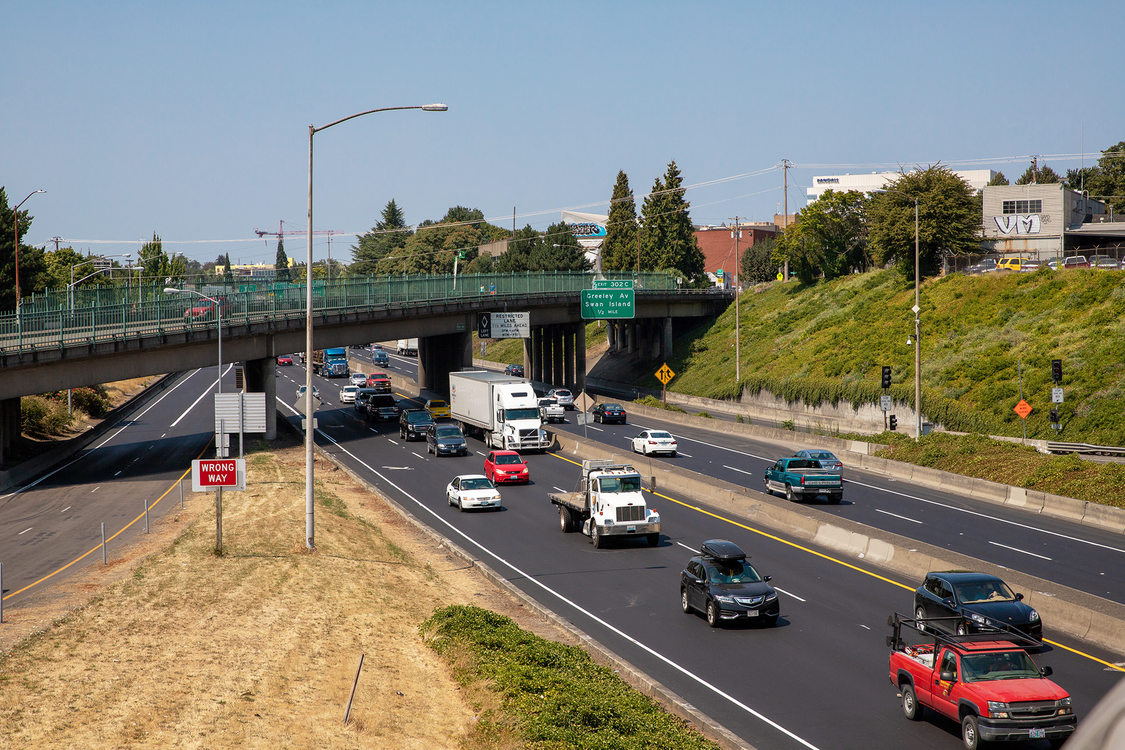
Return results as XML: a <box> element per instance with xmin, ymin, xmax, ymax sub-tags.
<box><xmin>1013</xmin><ymin>399</ymin><xmax>1033</xmax><ymax>444</ymax></box>
<box><xmin>192</xmin><ymin>457</ymin><xmax>246</xmax><ymax>555</ymax></box>
<box><xmin>655</xmin><ymin>363</ymin><xmax>675</xmax><ymax>406</ymax></box>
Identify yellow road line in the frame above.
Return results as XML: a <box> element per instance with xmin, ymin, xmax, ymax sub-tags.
<box><xmin>547</xmin><ymin>451</ymin><xmax>1125</xmax><ymax>673</ymax></box>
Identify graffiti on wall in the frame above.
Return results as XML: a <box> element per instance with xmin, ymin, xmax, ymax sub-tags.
<box><xmin>993</xmin><ymin>214</ymin><xmax>1043</xmax><ymax>235</ymax></box>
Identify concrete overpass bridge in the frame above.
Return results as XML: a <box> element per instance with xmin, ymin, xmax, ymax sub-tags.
<box><xmin>0</xmin><ymin>272</ymin><xmax>732</xmax><ymax>464</ymax></box>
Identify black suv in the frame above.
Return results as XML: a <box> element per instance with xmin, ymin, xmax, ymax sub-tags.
<box><xmin>426</xmin><ymin>423</ymin><xmax>468</xmax><ymax>456</ymax></box>
<box><xmin>366</xmin><ymin>394</ymin><xmax>399</xmax><ymax>422</ymax></box>
<box><xmin>399</xmin><ymin>408</ymin><xmax>434</xmax><ymax>441</ymax></box>
<box><xmin>914</xmin><ymin>571</ymin><xmax>1041</xmax><ymax>641</ymax></box>
<box><xmin>354</xmin><ymin>388</ymin><xmax>377</xmax><ymax>414</ymax></box>
<box><xmin>680</xmin><ymin>540</ymin><xmax>779</xmax><ymax>628</ymax></box>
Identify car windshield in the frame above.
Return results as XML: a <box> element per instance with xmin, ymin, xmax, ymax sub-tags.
<box><xmin>494</xmin><ymin>454</ymin><xmax>523</xmax><ymax>465</ymax></box>
<box><xmin>428</xmin><ymin>401</ymin><xmax>447</xmax><ymax>408</ymax></box>
<box><xmin>956</xmin><ymin>579</ymin><xmax>1016</xmax><ymax>604</ymax></box>
<box><xmin>435</xmin><ymin>427</ymin><xmax>462</xmax><ymax>439</ymax></box>
<box><xmin>407</xmin><ymin>412</ymin><xmax>433</xmax><ymax>423</ymax></box>
<box><xmin>460</xmin><ymin>478</ymin><xmax>494</xmax><ymax>491</ymax></box>
<box><xmin>598</xmin><ymin>476</ymin><xmax>641</xmax><ymax>493</ymax></box>
<box><xmin>505</xmin><ymin>407</ymin><xmax>540</xmax><ymax>420</ymax></box>
<box><xmin>961</xmin><ymin>651</ymin><xmax>1040</xmax><ymax>682</ymax></box>
<box><xmin>707</xmin><ymin>561</ymin><xmax>763</xmax><ymax>584</ymax></box>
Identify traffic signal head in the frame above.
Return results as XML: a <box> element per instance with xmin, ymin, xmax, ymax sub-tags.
<box><xmin>1049</xmin><ymin>408</ymin><xmax>1059</xmax><ymax>424</ymax></box>
<box><xmin>889</xmin><ymin>414</ymin><xmax>898</xmax><ymax>431</ymax></box>
<box><xmin>881</xmin><ymin>366</ymin><xmax>892</xmax><ymax>389</ymax></box>
<box><xmin>1051</xmin><ymin>359</ymin><xmax>1062</xmax><ymax>383</ymax></box>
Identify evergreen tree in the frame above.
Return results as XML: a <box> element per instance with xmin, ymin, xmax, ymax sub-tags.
<box><xmin>530</xmin><ymin>222</ymin><xmax>590</xmax><ymax>271</ymax></box>
<box><xmin>1015</xmin><ymin>161</ymin><xmax>1061</xmax><ymax>185</ymax></box>
<box><xmin>601</xmin><ymin>170</ymin><xmax>638</xmax><ymax>271</ymax></box>
<box><xmin>222</xmin><ymin>253</ymin><xmax>234</xmax><ymax>284</ymax></box>
<box><xmin>647</xmin><ymin>161</ymin><xmax>705</xmax><ymax>283</ymax></box>
<box><xmin>739</xmin><ymin>236</ymin><xmax>779</xmax><ymax>284</ymax></box>
<box><xmin>275</xmin><ymin>238</ymin><xmax>290</xmax><ymax>282</ymax></box>
<box><xmin>638</xmin><ymin>175</ymin><xmax>667</xmax><ymax>272</ymax></box>
<box><xmin>0</xmin><ymin>187</ymin><xmax>47</xmax><ymax>309</ymax></box>
<box><xmin>987</xmin><ymin>172</ymin><xmax>1009</xmax><ymax>186</ymax></box>
<box><xmin>1086</xmin><ymin>140</ymin><xmax>1125</xmax><ymax>214</ymax></box>
<box><xmin>352</xmin><ymin>199</ymin><xmax>411</xmax><ymax>275</ymax></box>
<box><xmin>495</xmin><ymin>225</ymin><xmax>540</xmax><ymax>273</ymax></box>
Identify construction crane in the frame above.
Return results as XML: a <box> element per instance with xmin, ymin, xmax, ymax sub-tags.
<box><xmin>254</xmin><ymin>220</ymin><xmax>344</xmax><ymax>281</ymax></box>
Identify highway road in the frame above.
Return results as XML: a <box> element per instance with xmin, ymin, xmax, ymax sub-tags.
<box><xmin>281</xmin><ymin>356</ymin><xmax>1124</xmax><ymax>750</ymax></box>
<box><xmin>5</xmin><ymin>348</ymin><xmax>1123</xmax><ymax>748</ymax></box>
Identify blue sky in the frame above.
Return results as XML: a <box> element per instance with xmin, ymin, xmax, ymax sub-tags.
<box><xmin>5</xmin><ymin>1</ymin><xmax>1123</xmax><ymax>266</ymax></box>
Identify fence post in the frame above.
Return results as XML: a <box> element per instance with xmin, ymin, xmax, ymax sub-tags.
<box><xmin>101</xmin><ymin>522</ymin><xmax>107</xmax><ymax>564</ymax></box>
<box><xmin>144</xmin><ymin>497</ymin><xmax>150</xmax><ymax>533</ymax></box>
<box><xmin>180</xmin><ymin>476</ymin><xmax>184</xmax><ymax>509</ymax></box>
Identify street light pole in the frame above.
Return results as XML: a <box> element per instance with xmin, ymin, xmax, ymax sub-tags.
<box><xmin>914</xmin><ymin>198</ymin><xmax>922</xmax><ymax>441</ymax></box>
<box><xmin>164</xmin><ymin>287</ymin><xmax>222</xmax><ymax>400</ymax></box>
<box><xmin>12</xmin><ymin>189</ymin><xmax>46</xmax><ymax>321</ymax></box>
<box><xmin>304</xmin><ymin>102</ymin><xmax>447</xmax><ymax>551</ymax></box>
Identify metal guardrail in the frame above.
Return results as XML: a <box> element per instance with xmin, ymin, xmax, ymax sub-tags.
<box><xmin>1046</xmin><ymin>441</ymin><xmax>1125</xmax><ymax>457</ymax></box>
<box><xmin>0</xmin><ymin>272</ymin><xmax>706</xmax><ymax>357</ymax></box>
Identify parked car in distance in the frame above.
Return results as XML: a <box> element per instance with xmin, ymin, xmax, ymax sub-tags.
<box><xmin>680</xmin><ymin>539</ymin><xmax>779</xmax><ymax>627</ymax></box>
<box><xmin>504</xmin><ymin>363</ymin><xmax>525</xmax><ymax>377</ymax></box>
<box><xmin>631</xmin><ymin>429</ymin><xmax>677</xmax><ymax>456</ymax></box>
<box><xmin>1090</xmin><ymin>254</ymin><xmax>1120</xmax><ymax>269</ymax></box>
<box><xmin>427</xmin><ymin>423</ymin><xmax>468</xmax><ymax>456</ymax></box>
<box><xmin>914</xmin><ymin>571</ymin><xmax>1042</xmax><ymax>641</ymax></box>
<box><xmin>425</xmin><ymin>399</ymin><xmax>451</xmax><ymax>420</ymax></box>
<box><xmin>591</xmin><ymin>402</ymin><xmax>627</xmax><ymax>424</ymax></box>
<box><xmin>340</xmin><ymin>385</ymin><xmax>359</xmax><ymax>404</ymax></box>
<box><xmin>399</xmin><ymin>409</ymin><xmax>435</xmax><ymax>441</ymax></box>
<box><xmin>967</xmin><ymin>258</ymin><xmax>998</xmax><ymax>274</ymax></box>
<box><xmin>547</xmin><ymin>388</ymin><xmax>575</xmax><ymax>409</ymax></box>
<box><xmin>446</xmin><ymin>474</ymin><xmax>502</xmax><ymax>511</ymax></box>
<box><xmin>371</xmin><ymin>350</ymin><xmax>389</xmax><ymax>366</ymax></box>
<box><xmin>1018</xmin><ymin>260</ymin><xmax>1041</xmax><ymax>273</ymax></box>
<box><xmin>365</xmin><ymin>393</ymin><xmax>399</xmax><ymax>421</ymax></box>
<box><xmin>538</xmin><ymin>397</ymin><xmax>566</xmax><ymax>423</ymax></box>
<box><xmin>484</xmin><ymin>450</ymin><xmax>529</xmax><ymax>484</ymax></box>
<box><xmin>1061</xmin><ymin>255</ymin><xmax>1090</xmax><ymax>269</ymax></box>
<box><xmin>1045</xmin><ymin>258</ymin><xmax>1058</xmax><ymax>270</ymax></box>
<box><xmin>277</xmin><ymin>355</ymin><xmax>293</xmax><ymax>366</ymax></box>
<box><xmin>794</xmin><ymin>449</ymin><xmax>844</xmax><ymax>474</ymax></box>
<box><xmin>349</xmin><ymin>372</ymin><xmax>367</xmax><ymax>387</ymax></box>
<box><xmin>996</xmin><ymin>257</ymin><xmax>1028</xmax><ymax>271</ymax></box>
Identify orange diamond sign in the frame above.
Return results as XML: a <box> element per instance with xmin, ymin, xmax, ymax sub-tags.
<box><xmin>1013</xmin><ymin>399</ymin><xmax>1033</xmax><ymax>420</ymax></box>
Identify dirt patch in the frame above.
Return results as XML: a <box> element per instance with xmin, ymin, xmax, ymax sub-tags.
<box><xmin>0</xmin><ymin>441</ymin><xmax>578</xmax><ymax>748</ymax></box>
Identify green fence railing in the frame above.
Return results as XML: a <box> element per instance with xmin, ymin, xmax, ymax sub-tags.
<box><xmin>1</xmin><ymin>271</ymin><xmax>686</xmax><ymax>356</ymax></box>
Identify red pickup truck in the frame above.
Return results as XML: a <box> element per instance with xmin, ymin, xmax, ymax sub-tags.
<box><xmin>366</xmin><ymin>372</ymin><xmax>391</xmax><ymax>393</ymax></box>
<box><xmin>887</xmin><ymin>613</ymin><xmax>1075</xmax><ymax>749</ymax></box>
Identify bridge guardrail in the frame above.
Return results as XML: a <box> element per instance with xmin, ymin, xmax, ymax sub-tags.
<box><xmin>0</xmin><ymin>272</ymin><xmax>714</xmax><ymax>357</ymax></box>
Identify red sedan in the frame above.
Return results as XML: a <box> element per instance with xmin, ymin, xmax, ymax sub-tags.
<box><xmin>485</xmin><ymin>450</ymin><xmax>530</xmax><ymax>484</ymax></box>
<box><xmin>277</xmin><ymin>355</ymin><xmax>293</xmax><ymax>366</ymax></box>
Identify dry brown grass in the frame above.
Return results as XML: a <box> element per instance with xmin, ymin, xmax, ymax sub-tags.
<box><xmin>0</xmin><ymin>441</ymin><xmax>574</xmax><ymax>749</ymax></box>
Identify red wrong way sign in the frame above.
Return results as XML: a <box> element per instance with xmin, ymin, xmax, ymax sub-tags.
<box><xmin>192</xmin><ymin>458</ymin><xmax>246</xmax><ymax>492</ymax></box>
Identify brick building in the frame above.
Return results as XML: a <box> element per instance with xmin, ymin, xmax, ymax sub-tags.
<box><xmin>693</xmin><ymin>223</ymin><xmax>779</xmax><ymax>285</ymax></box>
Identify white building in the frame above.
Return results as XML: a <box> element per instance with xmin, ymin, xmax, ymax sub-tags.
<box><xmin>806</xmin><ymin>169</ymin><xmax>997</xmax><ymax>204</ymax></box>
<box><xmin>982</xmin><ymin>183</ymin><xmax>1108</xmax><ymax>257</ymax></box>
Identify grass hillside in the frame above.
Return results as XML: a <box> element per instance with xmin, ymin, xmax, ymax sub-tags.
<box><xmin>665</xmin><ymin>268</ymin><xmax>1125</xmax><ymax>444</ymax></box>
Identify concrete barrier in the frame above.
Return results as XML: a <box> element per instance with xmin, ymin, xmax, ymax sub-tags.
<box><xmin>551</xmin><ymin>429</ymin><xmax>1125</xmax><ymax>658</ymax></box>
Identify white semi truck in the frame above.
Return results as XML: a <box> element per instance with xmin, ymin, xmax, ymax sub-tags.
<box><xmin>449</xmin><ymin>370</ymin><xmax>550</xmax><ymax>451</ymax></box>
<box><xmin>549</xmin><ymin>460</ymin><xmax>661</xmax><ymax>548</ymax></box>
<box><xmin>396</xmin><ymin>338</ymin><xmax>418</xmax><ymax>356</ymax></box>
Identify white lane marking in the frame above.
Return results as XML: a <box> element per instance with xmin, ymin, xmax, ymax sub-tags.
<box><xmin>859</xmin><ymin>624</ymin><xmax>871</xmax><ymax>631</ymax></box>
<box><xmin>412</xmin><ymin>452</ymin><xmax>426</xmax><ymax>461</ymax></box>
<box><xmin>640</xmin><ymin>419</ymin><xmax>1125</xmax><ymax>557</ymax></box>
<box><xmin>310</xmin><ymin>429</ymin><xmax>821</xmax><ymax>750</ymax></box>
<box><xmin>369</xmin><ymin>428</ymin><xmax>379</xmax><ymax>433</ymax></box>
<box><xmin>1</xmin><ymin>369</ymin><xmax>207</xmax><ymax>500</ymax></box>
<box><xmin>476</xmin><ymin>451</ymin><xmax>487</xmax><ymax>457</ymax></box>
<box><xmin>678</xmin><ymin>452</ymin><xmax>693</xmax><ymax>458</ymax></box>
<box><xmin>170</xmin><ymin>365</ymin><xmax>234</xmax><ymax>428</ymax></box>
<box><xmin>874</xmin><ymin>508</ymin><xmax>923</xmax><ymax>524</ymax></box>
<box><xmin>60</xmin><ymin>506</ymin><xmax>71</xmax><ymax>513</ymax></box>
<box><xmin>988</xmin><ymin>541</ymin><xmax>1053</xmax><ymax>561</ymax></box>
<box><xmin>587</xmin><ymin>425</ymin><xmax>604</xmax><ymax>432</ymax></box>
<box><xmin>18</xmin><ymin>527</ymin><xmax>32</xmax><ymax>535</ymax></box>
<box><xmin>387</xmin><ymin>439</ymin><xmax>399</xmax><ymax>445</ymax></box>
<box><xmin>844</xmin><ymin>477</ymin><xmax>1125</xmax><ymax>555</ymax></box>
<box><xmin>722</xmin><ymin>464</ymin><xmax>755</xmax><ymax>476</ymax></box>
<box><xmin>677</xmin><ymin>542</ymin><xmax>700</xmax><ymax>553</ymax></box>
<box><xmin>552</xmin><ymin>486</ymin><xmax>567</xmax><ymax>493</ymax></box>
<box><xmin>113</xmin><ymin>470</ymin><xmax>123</xmax><ymax>477</ymax></box>
<box><xmin>90</xmin><ymin>487</ymin><xmax>99</xmax><ymax>493</ymax></box>
<box><xmin>774</xmin><ymin>587</ymin><xmax>806</xmax><ymax>602</ymax></box>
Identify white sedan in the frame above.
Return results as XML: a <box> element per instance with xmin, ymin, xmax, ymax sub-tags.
<box><xmin>446</xmin><ymin>474</ymin><xmax>502</xmax><ymax>512</ymax></box>
<box><xmin>340</xmin><ymin>385</ymin><xmax>359</xmax><ymax>404</ymax></box>
<box><xmin>349</xmin><ymin>372</ymin><xmax>368</xmax><ymax>387</ymax></box>
<box><xmin>631</xmin><ymin>430</ymin><xmax>678</xmax><ymax>457</ymax></box>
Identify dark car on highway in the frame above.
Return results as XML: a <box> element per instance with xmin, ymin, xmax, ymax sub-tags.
<box><xmin>366</xmin><ymin>394</ymin><xmax>399</xmax><ymax>422</ymax></box>
<box><xmin>504</xmin><ymin>363</ymin><xmax>525</xmax><ymax>377</ymax></box>
<box><xmin>591</xmin><ymin>402</ymin><xmax>627</xmax><ymax>424</ymax></box>
<box><xmin>426</xmin><ymin>423</ymin><xmax>468</xmax><ymax>456</ymax></box>
<box><xmin>914</xmin><ymin>571</ymin><xmax>1042</xmax><ymax>641</ymax></box>
<box><xmin>680</xmin><ymin>540</ymin><xmax>779</xmax><ymax>628</ymax></box>
<box><xmin>399</xmin><ymin>409</ymin><xmax>434</xmax><ymax>441</ymax></box>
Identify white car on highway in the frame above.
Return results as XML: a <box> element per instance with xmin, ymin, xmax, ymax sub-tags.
<box><xmin>340</xmin><ymin>385</ymin><xmax>359</xmax><ymax>404</ymax></box>
<box><xmin>350</xmin><ymin>372</ymin><xmax>367</xmax><ymax>387</ymax></box>
<box><xmin>446</xmin><ymin>474</ymin><xmax>502</xmax><ymax>512</ymax></box>
<box><xmin>631</xmin><ymin>430</ymin><xmax>678</xmax><ymax>457</ymax></box>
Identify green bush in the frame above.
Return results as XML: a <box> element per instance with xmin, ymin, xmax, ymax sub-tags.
<box><xmin>21</xmin><ymin>396</ymin><xmax>72</xmax><ymax>436</ymax></box>
<box><xmin>66</xmin><ymin>386</ymin><xmax>112</xmax><ymax>417</ymax></box>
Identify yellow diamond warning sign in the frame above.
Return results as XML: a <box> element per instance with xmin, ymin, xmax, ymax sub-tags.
<box><xmin>655</xmin><ymin>364</ymin><xmax>675</xmax><ymax>385</ymax></box>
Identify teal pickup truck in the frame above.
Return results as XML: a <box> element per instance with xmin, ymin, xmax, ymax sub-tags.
<box><xmin>764</xmin><ymin>457</ymin><xmax>843</xmax><ymax>504</ymax></box>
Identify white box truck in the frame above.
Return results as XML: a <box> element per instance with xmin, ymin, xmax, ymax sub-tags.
<box><xmin>449</xmin><ymin>370</ymin><xmax>549</xmax><ymax>451</ymax></box>
<box><xmin>396</xmin><ymin>338</ymin><xmax>418</xmax><ymax>356</ymax></box>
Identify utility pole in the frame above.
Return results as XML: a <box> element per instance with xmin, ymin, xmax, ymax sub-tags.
<box><xmin>730</xmin><ymin>217</ymin><xmax>743</xmax><ymax>385</ymax></box>
<box><xmin>914</xmin><ymin>198</ymin><xmax>922</xmax><ymax>441</ymax></box>
<box><xmin>1032</xmin><ymin>155</ymin><xmax>1039</xmax><ymax>184</ymax></box>
<box><xmin>782</xmin><ymin>159</ymin><xmax>790</xmax><ymax>281</ymax></box>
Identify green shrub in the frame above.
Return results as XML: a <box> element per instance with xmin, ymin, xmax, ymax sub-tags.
<box><xmin>21</xmin><ymin>396</ymin><xmax>72</xmax><ymax>436</ymax></box>
<box><xmin>66</xmin><ymin>386</ymin><xmax>112</xmax><ymax>417</ymax></box>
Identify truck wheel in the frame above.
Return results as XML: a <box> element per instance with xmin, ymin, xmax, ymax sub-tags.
<box><xmin>901</xmin><ymin>684</ymin><xmax>923</xmax><ymax>721</ymax></box>
<box><xmin>647</xmin><ymin>533</ymin><xmax>660</xmax><ymax>547</ymax></box>
<box><xmin>961</xmin><ymin>714</ymin><xmax>980</xmax><ymax>750</ymax></box>
<box><xmin>785</xmin><ymin>484</ymin><xmax>795</xmax><ymax>502</ymax></box>
<box><xmin>830</xmin><ymin>493</ymin><xmax>842</xmax><ymax>504</ymax></box>
<box><xmin>591</xmin><ymin>523</ymin><xmax>605</xmax><ymax>549</ymax></box>
<box><xmin>559</xmin><ymin>506</ymin><xmax>574</xmax><ymax>533</ymax></box>
<box><xmin>706</xmin><ymin>601</ymin><xmax>719</xmax><ymax>628</ymax></box>
<box><xmin>681</xmin><ymin>589</ymin><xmax>692</xmax><ymax>614</ymax></box>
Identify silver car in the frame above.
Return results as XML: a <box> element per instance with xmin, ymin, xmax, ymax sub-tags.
<box><xmin>547</xmin><ymin>388</ymin><xmax>575</xmax><ymax>410</ymax></box>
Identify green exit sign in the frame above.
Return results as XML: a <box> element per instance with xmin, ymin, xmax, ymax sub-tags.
<box><xmin>581</xmin><ymin>289</ymin><xmax>634</xmax><ymax>319</ymax></box>
<box><xmin>592</xmin><ymin>279</ymin><xmax>634</xmax><ymax>289</ymax></box>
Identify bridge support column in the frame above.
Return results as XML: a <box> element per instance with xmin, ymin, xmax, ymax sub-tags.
<box><xmin>0</xmin><ymin>397</ymin><xmax>19</xmax><ymax>467</ymax></box>
<box><xmin>244</xmin><ymin>357</ymin><xmax>277</xmax><ymax>440</ymax></box>
<box><xmin>523</xmin><ymin>335</ymin><xmax>533</xmax><ymax>378</ymax></box>
<box><xmin>574</xmin><ymin>322</ymin><xmax>587</xmax><ymax>395</ymax></box>
<box><xmin>607</xmin><ymin>322</ymin><xmax>617</xmax><ymax>352</ymax></box>
<box><xmin>531</xmin><ymin>327</ymin><xmax>545</xmax><ymax>384</ymax></box>
<box><xmin>550</xmin><ymin>325</ymin><xmax>564</xmax><ymax>389</ymax></box>
<box><xmin>662</xmin><ymin>317</ymin><xmax>673</xmax><ymax>361</ymax></box>
<box><xmin>563</xmin><ymin>326</ymin><xmax>575</xmax><ymax>391</ymax></box>
<box><xmin>625</xmin><ymin>323</ymin><xmax>636</xmax><ymax>355</ymax></box>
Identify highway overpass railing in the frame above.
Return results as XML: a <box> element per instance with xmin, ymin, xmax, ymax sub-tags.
<box><xmin>1</xmin><ymin>271</ymin><xmax>690</xmax><ymax>357</ymax></box>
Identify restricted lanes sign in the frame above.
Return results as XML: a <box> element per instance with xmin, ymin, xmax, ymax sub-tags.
<box><xmin>192</xmin><ymin>458</ymin><xmax>246</xmax><ymax>492</ymax></box>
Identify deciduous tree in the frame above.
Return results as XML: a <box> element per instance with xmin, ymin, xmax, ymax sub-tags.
<box><xmin>1015</xmin><ymin>161</ymin><xmax>1061</xmax><ymax>184</ymax></box>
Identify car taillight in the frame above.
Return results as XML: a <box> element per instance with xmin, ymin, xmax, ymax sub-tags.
<box><xmin>800</xmin><ymin>476</ymin><xmax>805</xmax><ymax>485</ymax></box>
